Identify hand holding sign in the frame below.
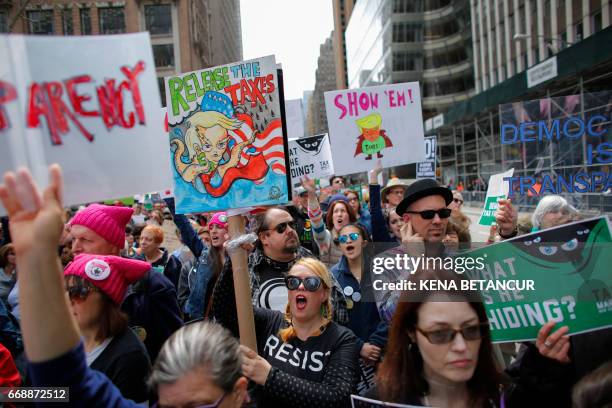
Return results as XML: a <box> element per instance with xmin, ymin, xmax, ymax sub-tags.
<box><xmin>301</xmin><ymin>175</ymin><xmax>317</xmax><ymax>195</ymax></box>
<box><xmin>494</xmin><ymin>198</ymin><xmax>518</xmax><ymax>237</ymax></box>
<box><xmin>368</xmin><ymin>160</ymin><xmax>383</xmax><ymax>185</ymax></box>
<box><xmin>240</xmin><ymin>344</ymin><xmax>272</xmax><ymax>385</ymax></box>
<box><xmin>536</xmin><ymin>321</ymin><xmax>571</xmax><ymax>364</ymax></box>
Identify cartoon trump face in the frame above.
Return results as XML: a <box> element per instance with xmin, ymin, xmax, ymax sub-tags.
<box><xmin>354</xmin><ymin>112</ymin><xmax>393</xmax><ymax>160</ymax></box>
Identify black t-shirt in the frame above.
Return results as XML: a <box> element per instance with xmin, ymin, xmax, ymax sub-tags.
<box><xmin>255</xmin><ymin>255</ymin><xmax>295</xmax><ymax>313</ymax></box>
<box><xmin>253</xmin><ymin>308</ymin><xmax>359</xmax><ymax>408</ymax></box>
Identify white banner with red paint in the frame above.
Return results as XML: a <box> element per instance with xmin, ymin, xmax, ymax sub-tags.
<box><xmin>0</xmin><ymin>33</ymin><xmax>172</xmax><ymax>214</ymax></box>
<box><xmin>324</xmin><ymin>82</ymin><xmax>426</xmax><ymax>176</ymax></box>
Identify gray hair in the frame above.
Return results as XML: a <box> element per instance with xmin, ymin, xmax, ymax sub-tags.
<box><xmin>148</xmin><ymin>322</ymin><xmax>242</xmax><ymax>392</ymax></box>
<box><xmin>531</xmin><ymin>195</ymin><xmax>577</xmax><ymax>230</ymax></box>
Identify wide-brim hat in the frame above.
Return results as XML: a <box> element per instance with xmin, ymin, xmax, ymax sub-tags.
<box><xmin>381</xmin><ymin>178</ymin><xmax>409</xmax><ymax>199</ymax></box>
<box><xmin>396</xmin><ymin>179</ymin><xmax>453</xmax><ymax>216</ymax></box>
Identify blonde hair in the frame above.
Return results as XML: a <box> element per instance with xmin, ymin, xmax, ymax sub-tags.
<box><xmin>279</xmin><ymin>258</ymin><xmax>334</xmax><ymax>342</ymax></box>
<box><xmin>185</xmin><ymin>111</ymin><xmax>243</xmax><ymax>160</ymax></box>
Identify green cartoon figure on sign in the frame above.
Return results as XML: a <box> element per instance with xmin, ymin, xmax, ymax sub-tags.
<box><xmin>354</xmin><ymin>113</ymin><xmax>393</xmax><ymax>160</ymax></box>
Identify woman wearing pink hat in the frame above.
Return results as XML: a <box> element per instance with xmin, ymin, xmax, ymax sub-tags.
<box><xmin>64</xmin><ymin>254</ymin><xmax>152</xmax><ymax>402</ymax></box>
<box><xmin>164</xmin><ymin>197</ymin><xmax>230</xmax><ymax>320</ymax></box>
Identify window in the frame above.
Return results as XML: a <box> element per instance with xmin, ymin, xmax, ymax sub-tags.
<box><xmin>145</xmin><ymin>4</ymin><xmax>172</xmax><ymax>35</ymax></box>
<box><xmin>62</xmin><ymin>9</ymin><xmax>73</xmax><ymax>35</ymax></box>
<box><xmin>99</xmin><ymin>7</ymin><xmax>126</xmax><ymax>34</ymax></box>
<box><xmin>153</xmin><ymin>44</ymin><xmax>174</xmax><ymax>67</ymax></box>
<box><xmin>0</xmin><ymin>10</ymin><xmax>8</xmax><ymax>33</ymax></box>
<box><xmin>575</xmin><ymin>22</ymin><xmax>583</xmax><ymax>41</ymax></box>
<box><xmin>27</xmin><ymin>10</ymin><xmax>54</xmax><ymax>35</ymax></box>
<box><xmin>393</xmin><ymin>51</ymin><xmax>422</xmax><ymax>71</ymax></box>
<box><xmin>392</xmin><ymin>22</ymin><xmax>423</xmax><ymax>42</ymax></box>
<box><xmin>80</xmin><ymin>8</ymin><xmax>91</xmax><ymax>35</ymax></box>
<box><xmin>592</xmin><ymin>11</ymin><xmax>602</xmax><ymax>33</ymax></box>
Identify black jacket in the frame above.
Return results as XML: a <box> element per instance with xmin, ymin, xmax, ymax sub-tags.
<box><xmin>121</xmin><ymin>269</ymin><xmax>183</xmax><ymax>362</ymax></box>
<box><xmin>90</xmin><ymin>328</ymin><xmax>151</xmax><ymax>403</ymax></box>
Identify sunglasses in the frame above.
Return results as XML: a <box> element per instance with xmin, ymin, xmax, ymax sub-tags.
<box><xmin>453</xmin><ymin>198</ymin><xmax>464</xmax><ymax>204</ymax></box>
<box><xmin>65</xmin><ymin>285</ymin><xmax>98</xmax><ymax>302</ymax></box>
<box><xmin>265</xmin><ymin>220</ymin><xmax>297</xmax><ymax>234</ymax></box>
<box><xmin>284</xmin><ymin>276</ymin><xmax>323</xmax><ymax>291</ymax></box>
<box><xmin>416</xmin><ymin>322</ymin><xmax>488</xmax><ymax>344</ymax></box>
<box><xmin>338</xmin><ymin>232</ymin><xmax>360</xmax><ymax>244</ymax></box>
<box><xmin>405</xmin><ymin>208</ymin><xmax>452</xmax><ymax>220</ymax></box>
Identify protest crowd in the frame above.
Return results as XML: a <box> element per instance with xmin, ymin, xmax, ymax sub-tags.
<box><xmin>0</xmin><ymin>26</ymin><xmax>611</xmax><ymax>408</ymax></box>
<box><xmin>0</xmin><ymin>162</ymin><xmax>610</xmax><ymax>408</ymax></box>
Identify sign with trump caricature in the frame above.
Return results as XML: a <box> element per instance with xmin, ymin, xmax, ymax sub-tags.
<box><xmin>165</xmin><ymin>55</ymin><xmax>290</xmax><ymax>213</ymax></box>
<box><xmin>324</xmin><ymin>82</ymin><xmax>426</xmax><ymax>176</ymax></box>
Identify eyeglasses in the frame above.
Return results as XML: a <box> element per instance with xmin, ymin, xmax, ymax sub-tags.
<box><xmin>338</xmin><ymin>232</ymin><xmax>360</xmax><ymax>244</ymax></box>
<box><xmin>152</xmin><ymin>393</ymin><xmax>225</xmax><ymax>408</ymax></box>
<box><xmin>65</xmin><ymin>285</ymin><xmax>98</xmax><ymax>302</ymax></box>
<box><xmin>265</xmin><ymin>220</ymin><xmax>297</xmax><ymax>234</ymax></box>
<box><xmin>416</xmin><ymin>322</ymin><xmax>488</xmax><ymax>344</ymax></box>
<box><xmin>453</xmin><ymin>198</ymin><xmax>464</xmax><ymax>204</ymax></box>
<box><xmin>284</xmin><ymin>276</ymin><xmax>323</xmax><ymax>292</ymax></box>
<box><xmin>405</xmin><ymin>208</ymin><xmax>452</xmax><ymax>220</ymax></box>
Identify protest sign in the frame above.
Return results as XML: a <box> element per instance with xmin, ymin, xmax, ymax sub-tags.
<box><xmin>0</xmin><ymin>33</ymin><xmax>171</xmax><ymax>216</ymax></box>
<box><xmin>416</xmin><ymin>136</ymin><xmax>437</xmax><ymax>179</ymax></box>
<box><xmin>478</xmin><ymin>169</ymin><xmax>514</xmax><ymax>226</ymax></box>
<box><xmin>500</xmin><ymin>92</ymin><xmax>611</xmax><ymax>196</ymax></box>
<box><xmin>351</xmin><ymin>395</ymin><xmax>425</xmax><ymax>408</ymax></box>
<box><xmin>165</xmin><ymin>55</ymin><xmax>290</xmax><ymax>213</ymax></box>
<box><xmin>285</xmin><ymin>98</ymin><xmax>305</xmax><ymax>139</ymax></box>
<box><xmin>288</xmin><ymin>134</ymin><xmax>334</xmax><ymax>187</ymax></box>
<box><xmin>465</xmin><ymin>217</ymin><xmax>612</xmax><ymax>342</ymax></box>
<box><xmin>324</xmin><ymin>82</ymin><xmax>426</xmax><ymax>176</ymax></box>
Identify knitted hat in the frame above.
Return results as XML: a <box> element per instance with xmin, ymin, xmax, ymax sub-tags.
<box><xmin>64</xmin><ymin>254</ymin><xmax>150</xmax><ymax>304</ymax></box>
<box><xmin>208</xmin><ymin>212</ymin><xmax>228</xmax><ymax>229</ymax></box>
<box><xmin>69</xmin><ymin>204</ymin><xmax>134</xmax><ymax>249</ymax></box>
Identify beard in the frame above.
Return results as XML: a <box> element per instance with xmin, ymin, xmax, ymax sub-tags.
<box><xmin>282</xmin><ymin>235</ymin><xmax>300</xmax><ymax>254</ymax></box>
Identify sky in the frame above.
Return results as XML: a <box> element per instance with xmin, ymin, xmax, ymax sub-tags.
<box><xmin>240</xmin><ymin>0</ymin><xmax>335</xmax><ymax>101</ymax></box>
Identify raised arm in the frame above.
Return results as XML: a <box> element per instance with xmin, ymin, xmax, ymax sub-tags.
<box><xmin>302</xmin><ymin>176</ymin><xmax>331</xmax><ymax>249</ymax></box>
<box><xmin>164</xmin><ymin>197</ymin><xmax>207</xmax><ymax>258</ymax></box>
<box><xmin>0</xmin><ymin>165</ymin><xmax>79</xmax><ymax>362</ymax></box>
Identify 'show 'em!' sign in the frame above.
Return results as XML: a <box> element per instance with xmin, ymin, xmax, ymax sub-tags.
<box><xmin>0</xmin><ymin>33</ymin><xmax>172</xmax><ymax>215</ymax></box>
<box><xmin>165</xmin><ymin>55</ymin><xmax>290</xmax><ymax>214</ymax></box>
<box><xmin>324</xmin><ymin>82</ymin><xmax>426</xmax><ymax>176</ymax></box>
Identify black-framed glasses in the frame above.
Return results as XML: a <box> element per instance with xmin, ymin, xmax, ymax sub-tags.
<box><xmin>265</xmin><ymin>220</ymin><xmax>297</xmax><ymax>234</ymax></box>
<box><xmin>453</xmin><ymin>198</ymin><xmax>464</xmax><ymax>204</ymax></box>
<box><xmin>416</xmin><ymin>322</ymin><xmax>489</xmax><ymax>344</ymax></box>
<box><xmin>338</xmin><ymin>232</ymin><xmax>360</xmax><ymax>244</ymax></box>
<box><xmin>152</xmin><ymin>393</ymin><xmax>225</xmax><ymax>408</ymax></box>
<box><xmin>285</xmin><ymin>276</ymin><xmax>323</xmax><ymax>292</ymax></box>
<box><xmin>405</xmin><ymin>208</ymin><xmax>452</xmax><ymax>220</ymax></box>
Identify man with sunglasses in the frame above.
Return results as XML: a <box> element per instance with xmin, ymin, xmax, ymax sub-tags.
<box><xmin>374</xmin><ymin>179</ymin><xmax>454</xmax><ymax>322</ymax></box>
<box><xmin>212</xmin><ymin>207</ymin><xmax>349</xmax><ymax>325</ymax></box>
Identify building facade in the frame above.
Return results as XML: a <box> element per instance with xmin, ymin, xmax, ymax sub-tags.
<box><xmin>209</xmin><ymin>0</ymin><xmax>243</xmax><ymax>66</ymax></box>
<box><xmin>1</xmin><ymin>0</ymin><xmax>243</xmax><ymax>104</ymax></box>
<box><xmin>307</xmin><ymin>34</ymin><xmax>338</xmax><ymax>135</ymax></box>
<box><xmin>345</xmin><ymin>0</ymin><xmax>475</xmax><ymax>119</ymax></box>
<box><xmin>332</xmin><ymin>0</ymin><xmax>356</xmax><ymax>90</ymax></box>
<box><xmin>434</xmin><ymin>1</ymin><xmax>611</xmax><ymax>213</ymax></box>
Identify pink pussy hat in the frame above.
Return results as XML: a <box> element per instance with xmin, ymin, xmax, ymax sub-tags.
<box><xmin>208</xmin><ymin>212</ymin><xmax>228</xmax><ymax>229</ymax></box>
<box><xmin>64</xmin><ymin>254</ymin><xmax>150</xmax><ymax>304</ymax></box>
<box><xmin>69</xmin><ymin>204</ymin><xmax>134</xmax><ymax>249</ymax></box>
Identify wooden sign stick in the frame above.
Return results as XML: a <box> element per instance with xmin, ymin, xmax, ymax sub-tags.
<box><xmin>227</xmin><ymin>214</ymin><xmax>257</xmax><ymax>350</ymax></box>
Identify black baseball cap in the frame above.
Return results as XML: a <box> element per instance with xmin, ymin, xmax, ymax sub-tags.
<box><xmin>396</xmin><ymin>179</ymin><xmax>453</xmax><ymax>216</ymax></box>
